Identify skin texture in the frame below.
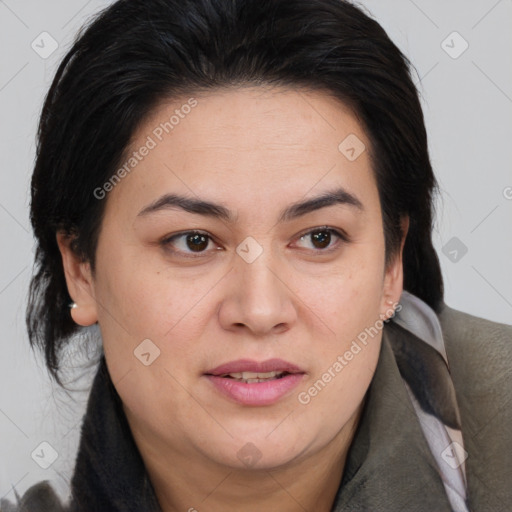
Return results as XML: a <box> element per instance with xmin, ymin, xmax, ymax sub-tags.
<box><xmin>57</xmin><ymin>86</ymin><xmax>408</xmax><ymax>512</ymax></box>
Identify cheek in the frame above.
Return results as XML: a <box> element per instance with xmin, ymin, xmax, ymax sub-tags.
<box><xmin>294</xmin><ymin>271</ymin><xmax>384</xmax><ymax>445</ymax></box>
<box><xmin>93</xmin><ymin>255</ymin><xmax>215</xmax><ymax>372</ymax></box>
<box><xmin>94</xmin><ymin>265</ymin><xmax>211</xmax><ymax>426</ymax></box>
<box><xmin>291</xmin><ymin>249</ymin><xmax>385</xmax><ymax>422</ymax></box>
<box><xmin>94</xmin><ymin>236</ymin><xmax>180</xmax><ymax>331</ymax></box>
<box><xmin>295</xmin><ymin>255</ymin><xmax>385</xmax><ymax>339</ymax></box>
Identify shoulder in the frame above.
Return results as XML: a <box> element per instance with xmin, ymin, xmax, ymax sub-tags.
<box><xmin>437</xmin><ymin>304</ymin><xmax>512</xmax><ymax>508</ymax></box>
<box><xmin>438</xmin><ymin>302</ymin><xmax>512</xmax><ymax>341</ymax></box>
<box><xmin>437</xmin><ymin>303</ymin><xmax>512</xmax><ymax>387</ymax></box>
<box><xmin>0</xmin><ymin>481</ymin><xmax>66</xmax><ymax>512</ymax></box>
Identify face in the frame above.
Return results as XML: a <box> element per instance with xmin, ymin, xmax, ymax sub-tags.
<box><xmin>59</xmin><ymin>86</ymin><xmax>405</xmax><ymax>472</ymax></box>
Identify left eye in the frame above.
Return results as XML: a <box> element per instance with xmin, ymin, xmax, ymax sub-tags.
<box><xmin>294</xmin><ymin>227</ymin><xmax>345</xmax><ymax>251</ymax></box>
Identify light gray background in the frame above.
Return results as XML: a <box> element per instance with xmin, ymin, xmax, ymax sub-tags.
<box><xmin>1</xmin><ymin>0</ymin><xmax>511</xmax><ymax>503</ymax></box>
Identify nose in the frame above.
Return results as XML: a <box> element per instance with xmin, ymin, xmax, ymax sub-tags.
<box><xmin>217</xmin><ymin>246</ymin><xmax>297</xmax><ymax>337</ymax></box>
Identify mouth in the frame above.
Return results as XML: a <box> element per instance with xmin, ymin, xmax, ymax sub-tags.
<box><xmin>204</xmin><ymin>359</ymin><xmax>306</xmax><ymax>406</ymax></box>
<box><xmin>205</xmin><ymin>358</ymin><xmax>304</xmax><ymax>379</ymax></box>
<box><xmin>216</xmin><ymin>370</ymin><xmax>293</xmax><ymax>383</ymax></box>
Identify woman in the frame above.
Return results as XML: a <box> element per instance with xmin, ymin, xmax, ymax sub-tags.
<box><xmin>2</xmin><ymin>0</ymin><xmax>510</xmax><ymax>510</ymax></box>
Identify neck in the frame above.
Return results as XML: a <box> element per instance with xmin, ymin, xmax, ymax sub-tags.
<box><xmin>127</xmin><ymin>402</ymin><xmax>364</xmax><ymax>512</ymax></box>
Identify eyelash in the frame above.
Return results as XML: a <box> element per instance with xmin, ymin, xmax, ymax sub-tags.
<box><xmin>160</xmin><ymin>226</ymin><xmax>349</xmax><ymax>259</ymax></box>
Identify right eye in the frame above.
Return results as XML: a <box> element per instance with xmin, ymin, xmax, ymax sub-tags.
<box><xmin>160</xmin><ymin>230</ymin><xmax>222</xmax><ymax>258</ymax></box>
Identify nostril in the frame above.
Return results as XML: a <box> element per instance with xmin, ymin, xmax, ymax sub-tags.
<box><xmin>273</xmin><ymin>323</ymin><xmax>288</xmax><ymax>334</ymax></box>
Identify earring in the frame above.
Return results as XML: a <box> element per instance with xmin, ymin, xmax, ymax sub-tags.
<box><xmin>69</xmin><ymin>302</ymin><xmax>77</xmax><ymax>309</ymax></box>
<box><xmin>383</xmin><ymin>299</ymin><xmax>395</xmax><ymax>321</ymax></box>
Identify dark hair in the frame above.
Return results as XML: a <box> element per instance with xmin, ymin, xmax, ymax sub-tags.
<box><xmin>27</xmin><ymin>0</ymin><xmax>444</xmax><ymax>386</ymax></box>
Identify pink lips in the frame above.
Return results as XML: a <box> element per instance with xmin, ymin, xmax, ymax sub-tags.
<box><xmin>205</xmin><ymin>358</ymin><xmax>306</xmax><ymax>406</ymax></box>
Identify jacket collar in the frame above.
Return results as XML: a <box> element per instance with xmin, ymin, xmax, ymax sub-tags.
<box><xmin>332</xmin><ymin>323</ymin><xmax>453</xmax><ymax>510</ymax></box>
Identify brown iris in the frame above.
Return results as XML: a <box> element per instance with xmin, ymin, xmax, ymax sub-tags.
<box><xmin>310</xmin><ymin>230</ymin><xmax>331</xmax><ymax>249</ymax></box>
<box><xmin>186</xmin><ymin>233</ymin><xmax>209</xmax><ymax>252</ymax></box>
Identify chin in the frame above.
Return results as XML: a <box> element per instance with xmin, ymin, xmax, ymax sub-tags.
<box><xmin>202</xmin><ymin>428</ymin><xmax>309</xmax><ymax>471</ymax></box>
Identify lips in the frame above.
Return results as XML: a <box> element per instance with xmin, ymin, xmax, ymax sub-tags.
<box><xmin>204</xmin><ymin>359</ymin><xmax>306</xmax><ymax>406</ymax></box>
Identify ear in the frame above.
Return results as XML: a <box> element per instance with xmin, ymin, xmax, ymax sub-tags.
<box><xmin>380</xmin><ymin>216</ymin><xmax>409</xmax><ymax>319</ymax></box>
<box><xmin>56</xmin><ymin>231</ymin><xmax>98</xmax><ymax>326</ymax></box>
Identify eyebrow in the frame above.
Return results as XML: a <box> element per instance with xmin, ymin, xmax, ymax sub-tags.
<box><xmin>136</xmin><ymin>187</ymin><xmax>364</xmax><ymax>223</ymax></box>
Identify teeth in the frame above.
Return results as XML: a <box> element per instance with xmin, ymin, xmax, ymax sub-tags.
<box><xmin>223</xmin><ymin>370</ymin><xmax>286</xmax><ymax>382</ymax></box>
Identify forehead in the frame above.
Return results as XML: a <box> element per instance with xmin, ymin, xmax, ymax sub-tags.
<box><xmin>105</xmin><ymin>86</ymin><xmax>379</xmax><ymax>219</ymax></box>
<box><xmin>140</xmin><ymin>85</ymin><xmax>364</xmax><ymax>154</ymax></box>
